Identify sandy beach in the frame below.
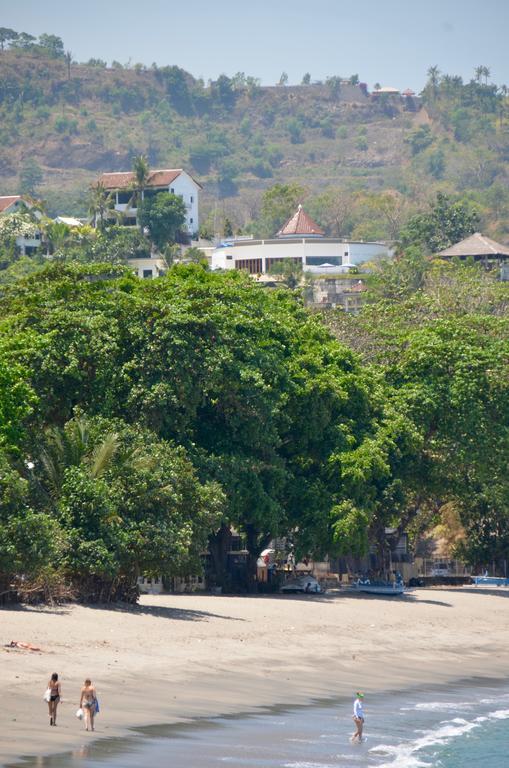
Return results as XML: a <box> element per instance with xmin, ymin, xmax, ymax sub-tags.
<box><xmin>1</xmin><ymin>587</ymin><xmax>509</xmax><ymax>766</ymax></box>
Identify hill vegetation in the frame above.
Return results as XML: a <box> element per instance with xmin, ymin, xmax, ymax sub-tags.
<box><xmin>0</xmin><ymin>30</ymin><xmax>508</xmax><ymax>242</ymax></box>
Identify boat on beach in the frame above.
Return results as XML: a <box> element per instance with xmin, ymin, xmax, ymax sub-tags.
<box><xmin>472</xmin><ymin>575</ymin><xmax>509</xmax><ymax>587</ymax></box>
<box><xmin>350</xmin><ymin>579</ymin><xmax>406</xmax><ymax>595</ymax></box>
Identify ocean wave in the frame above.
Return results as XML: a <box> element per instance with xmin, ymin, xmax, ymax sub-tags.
<box><xmin>402</xmin><ymin>700</ymin><xmax>474</xmax><ymax>712</ymax></box>
<box><xmin>369</xmin><ymin>715</ymin><xmax>481</xmax><ymax>767</ymax></box>
<box><xmin>283</xmin><ymin>763</ymin><xmax>339</xmax><ymax>768</ymax></box>
<box><xmin>488</xmin><ymin>708</ymin><xmax>509</xmax><ymax>720</ymax></box>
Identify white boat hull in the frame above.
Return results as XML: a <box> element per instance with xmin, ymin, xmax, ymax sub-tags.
<box><xmin>350</xmin><ymin>582</ymin><xmax>405</xmax><ymax>595</ymax></box>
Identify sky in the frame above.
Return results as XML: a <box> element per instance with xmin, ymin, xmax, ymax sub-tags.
<box><xmin>1</xmin><ymin>0</ymin><xmax>509</xmax><ymax>90</ymax></box>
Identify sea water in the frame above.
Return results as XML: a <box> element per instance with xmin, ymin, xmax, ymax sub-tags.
<box><xmin>8</xmin><ymin>679</ymin><xmax>509</xmax><ymax>768</ymax></box>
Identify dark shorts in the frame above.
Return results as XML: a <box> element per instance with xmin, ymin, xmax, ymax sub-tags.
<box><xmin>50</xmin><ymin>695</ymin><xmax>60</xmax><ymax>702</ymax></box>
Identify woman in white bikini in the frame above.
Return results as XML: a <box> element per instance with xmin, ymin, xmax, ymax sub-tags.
<box><xmin>79</xmin><ymin>678</ymin><xmax>97</xmax><ymax>732</ymax></box>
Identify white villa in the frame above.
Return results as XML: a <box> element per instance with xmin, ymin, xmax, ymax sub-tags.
<box><xmin>96</xmin><ymin>168</ymin><xmax>201</xmax><ymax>235</ymax></box>
<box><xmin>211</xmin><ymin>205</ymin><xmax>390</xmax><ymax>275</ymax></box>
<box><xmin>0</xmin><ymin>195</ymin><xmax>42</xmax><ymax>255</ymax></box>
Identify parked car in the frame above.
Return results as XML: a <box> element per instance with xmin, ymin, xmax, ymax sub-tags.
<box><xmin>280</xmin><ymin>576</ymin><xmax>323</xmax><ymax>594</ymax></box>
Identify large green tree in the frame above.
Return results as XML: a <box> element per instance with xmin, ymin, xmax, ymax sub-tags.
<box><xmin>400</xmin><ymin>192</ymin><xmax>480</xmax><ymax>253</ymax></box>
<box><xmin>139</xmin><ymin>192</ymin><xmax>187</xmax><ymax>249</ymax></box>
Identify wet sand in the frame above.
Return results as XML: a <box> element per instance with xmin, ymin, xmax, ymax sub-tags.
<box><xmin>1</xmin><ymin>587</ymin><xmax>509</xmax><ymax>765</ymax></box>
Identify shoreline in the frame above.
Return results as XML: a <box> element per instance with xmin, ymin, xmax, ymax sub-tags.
<box><xmin>2</xmin><ymin>588</ymin><xmax>509</xmax><ymax>766</ymax></box>
<box><xmin>9</xmin><ymin>673</ymin><xmax>509</xmax><ymax>768</ymax></box>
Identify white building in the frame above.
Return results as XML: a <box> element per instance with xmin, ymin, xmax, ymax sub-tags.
<box><xmin>211</xmin><ymin>205</ymin><xmax>390</xmax><ymax>275</ymax></box>
<box><xmin>96</xmin><ymin>169</ymin><xmax>201</xmax><ymax>235</ymax></box>
<box><xmin>129</xmin><ymin>255</ymin><xmax>168</xmax><ymax>280</ymax></box>
<box><xmin>0</xmin><ymin>195</ymin><xmax>42</xmax><ymax>255</ymax></box>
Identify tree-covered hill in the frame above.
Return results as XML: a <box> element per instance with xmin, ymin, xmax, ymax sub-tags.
<box><xmin>1</xmin><ymin>41</ymin><xmax>508</xmax><ymax>239</ymax></box>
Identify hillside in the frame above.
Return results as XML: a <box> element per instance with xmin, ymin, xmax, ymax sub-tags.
<box><xmin>1</xmin><ymin>49</ymin><xmax>508</xmax><ymax>238</ymax></box>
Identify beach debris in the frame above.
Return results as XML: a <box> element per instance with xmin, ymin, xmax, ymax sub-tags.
<box><xmin>5</xmin><ymin>640</ymin><xmax>43</xmax><ymax>652</ymax></box>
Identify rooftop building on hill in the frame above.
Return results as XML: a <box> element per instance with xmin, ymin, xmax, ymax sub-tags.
<box><xmin>0</xmin><ymin>195</ymin><xmax>42</xmax><ymax>255</ymax></box>
<box><xmin>211</xmin><ymin>205</ymin><xmax>391</xmax><ymax>276</ymax></box>
<box><xmin>0</xmin><ymin>195</ymin><xmax>31</xmax><ymax>214</ymax></box>
<box><xmin>438</xmin><ymin>232</ymin><xmax>509</xmax><ymax>261</ymax></box>
<box><xmin>95</xmin><ymin>169</ymin><xmax>201</xmax><ymax>235</ymax></box>
<box><xmin>277</xmin><ymin>205</ymin><xmax>325</xmax><ymax>238</ymax></box>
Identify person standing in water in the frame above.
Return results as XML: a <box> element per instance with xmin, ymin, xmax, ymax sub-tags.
<box><xmin>351</xmin><ymin>691</ymin><xmax>365</xmax><ymax>742</ymax></box>
<box><xmin>79</xmin><ymin>679</ymin><xmax>97</xmax><ymax>732</ymax></box>
<box><xmin>47</xmin><ymin>672</ymin><xmax>61</xmax><ymax>726</ymax></box>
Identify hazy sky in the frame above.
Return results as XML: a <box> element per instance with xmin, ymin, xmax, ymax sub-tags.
<box><xmin>2</xmin><ymin>0</ymin><xmax>508</xmax><ymax>89</ymax></box>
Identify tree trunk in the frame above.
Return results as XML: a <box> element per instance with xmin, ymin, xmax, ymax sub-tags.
<box><xmin>207</xmin><ymin>524</ymin><xmax>232</xmax><ymax>590</ymax></box>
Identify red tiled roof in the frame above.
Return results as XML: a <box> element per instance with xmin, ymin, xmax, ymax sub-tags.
<box><xmin>97</xmin><ymin>169</ymin><xmax>183</xmax><ymax>190</ymax></box>
<box><xmin>350</xmin><ymin>280</ymin><xmax>367</xmax><ymax>292</ymax></box>
<box><xmin>0</xmin><ymin>195</ymin><xmax>22</xmax><ymax>212</ymax></box>
<box><xmin>277</xmin><ymin>205</ymin><xmax>325</xmax><ymax>237</ymax></box>
<box><xmin>97</xmin><ymin>169</ymin><xmax>202</xmax><ymax>190</ymax></box>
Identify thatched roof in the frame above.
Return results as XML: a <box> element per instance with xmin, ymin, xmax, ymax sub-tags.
<box><xmin>438</xmin><ymin>232</ymin><xmax>509</xmax><ymax>258</ymax></box>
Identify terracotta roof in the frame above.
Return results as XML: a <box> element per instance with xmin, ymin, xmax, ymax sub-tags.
<box><xmin>0</xmin><ymin>195</ymin><xmax>22</xmax><ymax>212</ymax></box>
<box><xmin>402</xmin><ymin>88</ymin><xmax>415</xmax><ymax>96</ymax></box>
<box><xmin>277</xmin><ymin>205</ymin><xmax>325</xmax><ymax>237</ymax></box>
<box><xmin>350</xmin><ymin>280</ymin><xmax>367</xmax><ymax>292</ymax></box>
<box><xmin>438</xmin><ymin>232</ymin><xmax>509</xmax><ymax>258</ymax></box>
<box><xmin>97</xmin><ymin>169</ymin><xmax>202</xmax><ymax>190</ymax></box>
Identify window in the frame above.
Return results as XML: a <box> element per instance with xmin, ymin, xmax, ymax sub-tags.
<box><xmin>117</xmin><ymin>191</ymin><xmax>131</xmax><ymax>204</ymax></box>
<box><xmin>190</xmin><ymin>217</ymin><xmax>193</xmax><ymax>224</ymax></box>
<box><xmin>190</xmin><ymin>195</ymin><xmax>194</xmax><ymax>203</ymax></box>
<box><xmin>142</xmin><ymin>269</ymin><xmax>153</xmax><ymax>279</ymax></box>
<box><xmin>170</xmin><ymin>187</ymin><xmax>174</xmax><ymax>193</ymax></box>
<box><xmin>305</xmin><ymin>256</ymin><xmax>342</xmax><ymax>266</ymax></box>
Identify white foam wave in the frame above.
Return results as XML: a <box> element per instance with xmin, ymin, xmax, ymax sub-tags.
<box><xmin>488</xmin><ymin>708</ymin><xmax>509</xmax><ymax>720</ymax></box>
<box><xmin>404</xmin><ymin>700</ymin><xmax>473</xmax><ymax>712</ymax></box>
<box><xmin>283</xmin><ymin>763</ymin><xmax>338</xmax><ymax>768</ymax></box>
<box><xmin>369</xmin><ymin>715</ymin><xmax>481</xmax><ymax>767</ymax></box>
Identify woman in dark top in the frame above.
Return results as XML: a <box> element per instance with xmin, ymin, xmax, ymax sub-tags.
<box><xmin>47</xmin><ymin>672</ymin><xmax>61</xmax><ymax>726</ymax></box>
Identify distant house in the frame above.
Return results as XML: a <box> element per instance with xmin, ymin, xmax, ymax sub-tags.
<box><xmin>371</xmin><ymin>86</ymin><xmax>400</xmax><ymax>97</ymax></box>
<box><xmin>0</xmin><ymin>195</ymin><xmax>31</xmax><ymax>215</ymax></box>
<box><xmin>55</xmin><ymin>216</ymin><xmax>83</xmax><ymax>227</ymax></box>
<box><xmin>96</xmin><ymin>168</ymin><xmax>201</xmax><ymax>235</ymax></box>
<box><xmin>438</xmin><ymin>232</ymin><xmax>509</xmax><ymax>264</ymax></box>
<box><xmin>211</xmin><ymin>204</ymin><xmax>390</xmax><ymax>276</ymax></box>
<box><xmin>0</xmin><ymin>195</ymin><xmax>42</xmax><ymax>255</ymax></box>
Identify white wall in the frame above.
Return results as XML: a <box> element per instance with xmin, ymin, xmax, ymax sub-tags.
<box><xmin>128</xmin><ymin>256</ymin><xmax>167</xmax><ymax>279</ymax></box>
<box><xmin>168</xmin><ymin>172</ymin><xmax>199</xmax><ymax>234</ymax></box>
<box><xmin>211</xmin><ymin>239</ymin><xmax>390</xmax><ymax>273</ymax></box>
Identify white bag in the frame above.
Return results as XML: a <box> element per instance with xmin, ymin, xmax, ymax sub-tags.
<box><xmin>75</xmin><ymin>708</ymin><xmax>84</xmax><ymax>719</ymax></box>
<box><xmin>43</xmin><ymin>688</ymin><xmax>51</xmax><ymax>703</ymax></box>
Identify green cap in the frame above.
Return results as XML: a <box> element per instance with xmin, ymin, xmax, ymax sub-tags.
<box><xmin>356</xmin><ymin>692</ymin><xmax>364</xmax><ymax>698</ymax></box>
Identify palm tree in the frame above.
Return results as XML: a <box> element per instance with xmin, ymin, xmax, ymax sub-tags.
<box><xmin>426</xmin><ymin>66</ymin><xmax>441</xmax><ymax>99</ymax></box>
<box><xmin>88</xmin><ymin>182</ymin><xmax>113</xmax><ymax>229</ymax></box>
<box><xmin>43</xmin><ymin>220</ymin><xmax>71</xmax><ymax>255</ymax></box>
<box><xmin>38</xmin><ymin>419</ymin><xmax>120</xmax><ymax>500</ymax></box>
<box><xmin>125</xmin><ymin>154</ymin><xmax>151</xmax><ymax>230</ymax></box>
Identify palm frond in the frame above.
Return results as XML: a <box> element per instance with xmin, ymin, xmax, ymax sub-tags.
<box><xmin>90</xmin><ymin>432</ymin><xmax>119</xmax><ymax>478</ymax></box>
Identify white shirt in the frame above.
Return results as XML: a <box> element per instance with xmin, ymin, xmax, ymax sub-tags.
<box><xmin>353</xmin><ymin>698</ymin><xmax>364</xmax><ymax>718</ymax></box>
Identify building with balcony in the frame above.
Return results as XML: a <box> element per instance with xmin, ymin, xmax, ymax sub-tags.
<box><xmin>96</xmin><ymin>168</ymin><xmax>201</xmax><ymax>235</ymax></box>
<box><xmin>211</xmin><ymin>205</ymin><xmax>390</xmax><ymax>275</ymax></box>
